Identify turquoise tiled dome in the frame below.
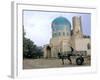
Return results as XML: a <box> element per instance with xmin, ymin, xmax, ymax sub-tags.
<box><xmin>52</xmin><ymin>17</ymin><xmax>71</xmax><ymax>31</ymax></box>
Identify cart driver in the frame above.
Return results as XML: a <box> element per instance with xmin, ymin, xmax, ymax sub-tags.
<box><xmin>67</xmin><ymin>47</ymin><xmax>74</xmax><ymax>64</ymax></box>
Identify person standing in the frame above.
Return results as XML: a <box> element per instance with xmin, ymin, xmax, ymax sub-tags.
<box><xmin>67</xmin><ymin>47</ymin><xmax>74</xmax><ymax>64</ymax></box>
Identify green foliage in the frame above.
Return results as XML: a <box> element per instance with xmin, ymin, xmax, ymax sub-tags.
<box><xmin>23</xmin><ymin>31</ymin><xmax>43</xmax><ymax>59</ymax></box>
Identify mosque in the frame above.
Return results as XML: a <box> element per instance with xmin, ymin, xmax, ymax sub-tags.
<box><xmin>43</xmin><ymin>16</ymin><xmax>91</xmax><ymax>58</ymax></box>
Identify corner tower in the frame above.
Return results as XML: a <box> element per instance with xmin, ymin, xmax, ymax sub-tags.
<box><xmin>72</xmin><ymin>16</ymin><xmax>83</xmax><ymax>38</ymax></box>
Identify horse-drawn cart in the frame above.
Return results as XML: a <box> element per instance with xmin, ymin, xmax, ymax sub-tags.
<box><xmin>58</xmin><ymin>51</ymin><xmax>88</xmax><ymax>65</ymax></box>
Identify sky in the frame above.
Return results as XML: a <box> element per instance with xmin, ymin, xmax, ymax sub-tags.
<box><xmin>23</xmin><ymin>10</ymin><xmax>91</xmax><ymax>47</ymax></box>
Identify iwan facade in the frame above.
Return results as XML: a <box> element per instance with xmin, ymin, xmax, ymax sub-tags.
<box><xmin>43</xmin><ymin>16</ymin><xmax>91</xmax><ymax>58</ymax></box>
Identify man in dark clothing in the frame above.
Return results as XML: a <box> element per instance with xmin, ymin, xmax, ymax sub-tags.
<box><xmin>71</xmin><ymin>47</ymin><xmax>74</xmax><ymax>53</ymax></box>
<box><xmin>61</xmin><ymin>55</ymin><xmax>64</xmax><ymax>65</ymax></box>
<box><xmin>58</xmin><ymin>52</ymin><xmax>61</xmax><ymax>59</ymax></box>
<box><xmin>67</xmin><ymin>47</ymin><xmax>74</xmax><ymax>64</ymax></box>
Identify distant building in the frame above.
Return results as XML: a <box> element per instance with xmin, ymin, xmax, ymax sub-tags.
<box><xmin>43</xmin><ymin>16</ymin><xmax>91</xmax><ymax>58</ymax></box>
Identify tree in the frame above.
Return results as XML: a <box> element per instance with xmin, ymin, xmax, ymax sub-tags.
<box><xmin>23</xmin><ymin>31</ymin><xmax>43</xmax><ymax>59</ymax></box>
<box><xmin>23</xmin><ymin>37</ymin><xmax>36</xmax><ymax>58</ymax></box>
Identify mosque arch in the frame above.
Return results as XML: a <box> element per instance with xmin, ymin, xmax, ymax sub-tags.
<box><xmin>46</xmin><ymin>46</ymin><xmax>51</xmax><ymax>58</ymax></box>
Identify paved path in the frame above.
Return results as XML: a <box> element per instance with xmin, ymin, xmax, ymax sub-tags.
<box><xmin>23</xmin><ymin>58</ymin><xmax>90</xmax><ymax>69</ymax></box>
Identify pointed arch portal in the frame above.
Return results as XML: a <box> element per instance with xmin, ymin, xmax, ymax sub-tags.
<box><xmin>46</xmin><ymin>46</ymin><xmax>51</xmax><ymax>58</ymax></box>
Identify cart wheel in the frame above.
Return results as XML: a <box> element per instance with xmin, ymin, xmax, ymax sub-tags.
<box><xmin>76</xmin><ymin>57</ymin><xmax>84</xmax><ymax>65</ymax></box>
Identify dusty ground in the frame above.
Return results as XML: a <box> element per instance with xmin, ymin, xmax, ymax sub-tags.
<box><xmin>23</xmin><ymin>57</ymin><xmax>90</xmax><ymax>69</ymax></box>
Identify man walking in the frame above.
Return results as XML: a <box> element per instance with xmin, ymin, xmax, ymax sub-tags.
<box><xmin>67</xmin><ymin>47</ymin><xmax>74</xmax><ymax>64</ymax></box>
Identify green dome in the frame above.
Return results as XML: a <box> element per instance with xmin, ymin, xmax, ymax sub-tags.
<box><xmin>52</xmin><ymin>17</ymin><xmax>71</xmax><ymax>31</ymax></box>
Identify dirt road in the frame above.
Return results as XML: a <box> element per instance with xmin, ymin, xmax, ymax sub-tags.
<box><xmin>23</xmin><ymin>58</ymin><xmax>90</xmax><ymax>69</ymax></box>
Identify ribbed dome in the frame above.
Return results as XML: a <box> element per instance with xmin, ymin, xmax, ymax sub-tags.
<box><xmin>52</xmin><ymin>17</ymin><xmax>71</xmax><ymax>31</ymax></box>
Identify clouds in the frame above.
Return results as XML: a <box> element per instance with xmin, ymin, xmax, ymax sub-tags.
<box><xmin>23</xmin><ymin>10</ymin><xmax>91</xmax><ymax>46</ymax></box>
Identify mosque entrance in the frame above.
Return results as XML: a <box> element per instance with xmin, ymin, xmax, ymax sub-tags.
<box><xmin>46</xmin><ymin>46</ymin><xmax>51</xmax><ymax>58</ymax></box>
